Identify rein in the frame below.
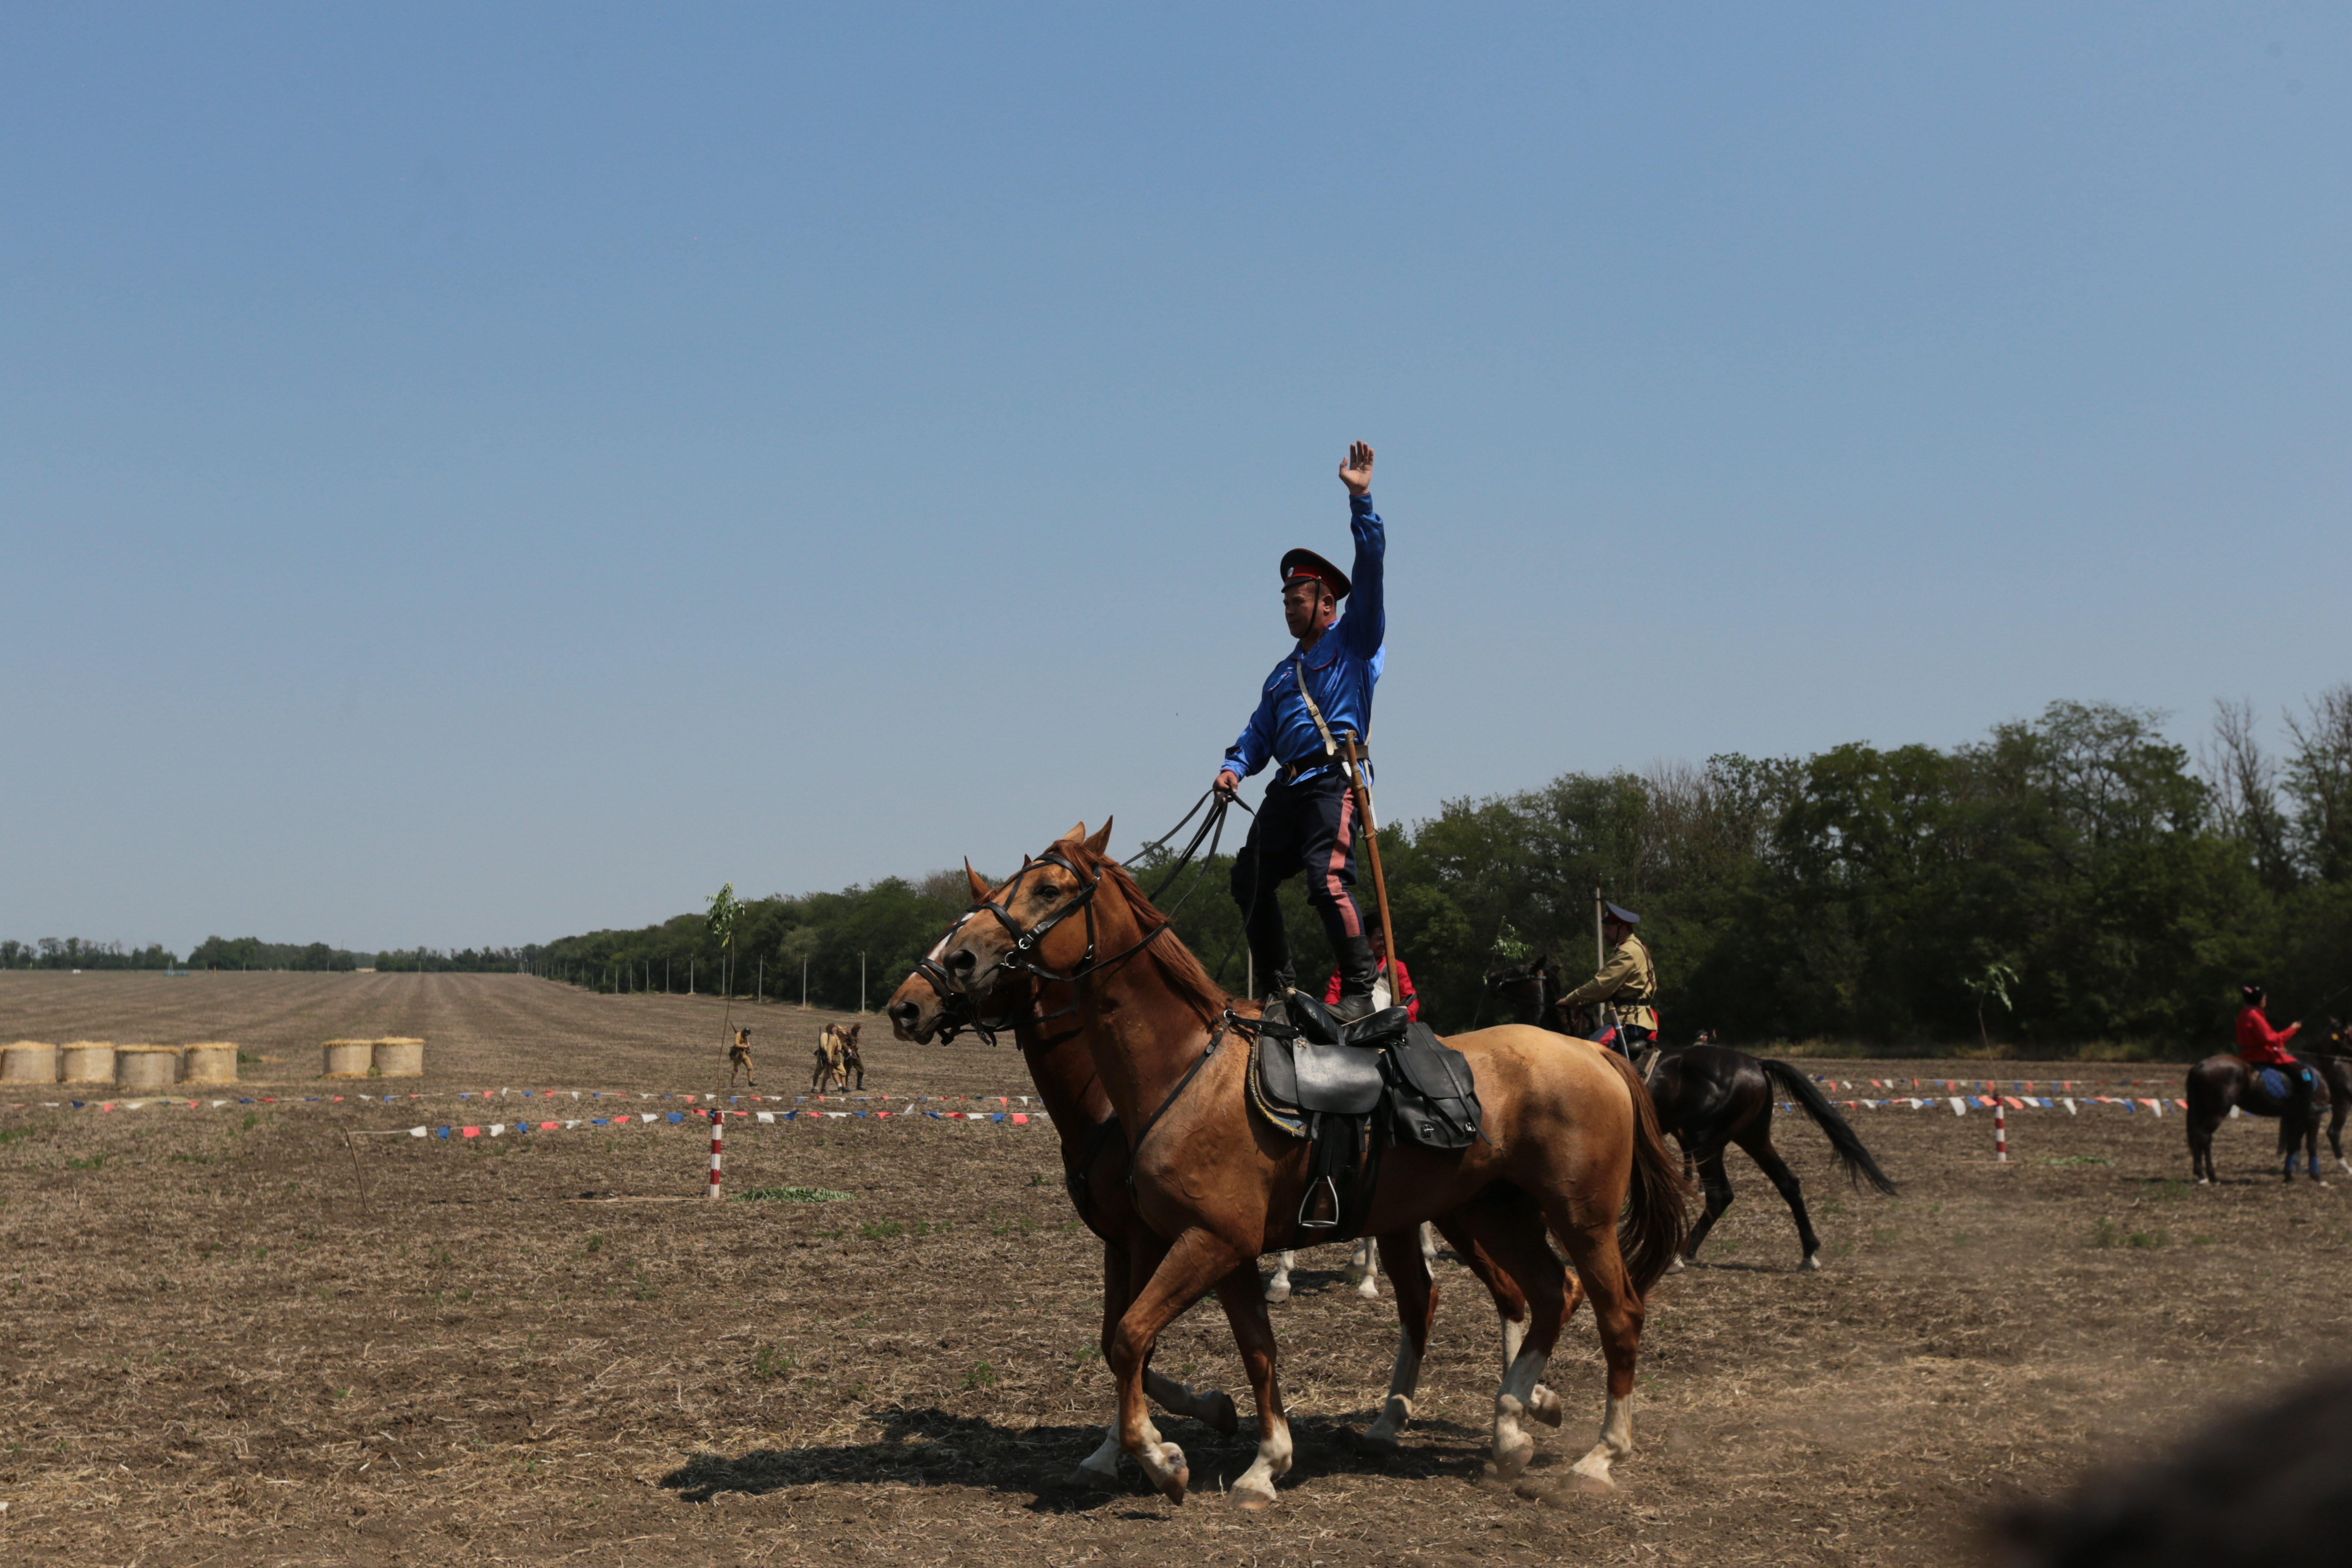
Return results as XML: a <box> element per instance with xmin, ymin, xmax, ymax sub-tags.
<box><xmin>911</xmin><ymin>790</ymin><xmax>1249</xmax><ymax>1026</ymax></box>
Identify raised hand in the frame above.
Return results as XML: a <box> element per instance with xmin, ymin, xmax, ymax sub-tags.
<box><xmin>1338</xmin><ymin>440</ymin><xmax>1375</xmax><ymax>496</ymax></box>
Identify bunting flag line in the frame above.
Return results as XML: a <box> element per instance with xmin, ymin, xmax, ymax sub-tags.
<box><xmin>349</xmin><ymin>1106</ymin><xmax>1055</xmax><ymax>1139</ymax></box>
<box><xmin>3</xmin><ymin>1087</ymin><xmax>1060</xmax><ymax>1115</ymax></box>
<box><xmin>1778</xmin><ymin>1093</ymin><xmax>2187</xmax><ymax>1115</ymax></box>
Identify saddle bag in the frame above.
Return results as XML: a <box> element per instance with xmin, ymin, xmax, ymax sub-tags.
<box><xmin>1384</xmin><ymin>1022</ymin><xmax>1482</xmax><ymax>1150</ymax></box>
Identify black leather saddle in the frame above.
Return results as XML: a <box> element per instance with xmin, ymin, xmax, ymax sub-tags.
<box><xmin>1249</xmin><ymin>993</ymin><xmax>1484</xmax><ymax>1240</ymax></box>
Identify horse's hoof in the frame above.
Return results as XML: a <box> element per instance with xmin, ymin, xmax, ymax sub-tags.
<box><xmin>1492</xmin><ymin>1436</ymin><xmax>1536</xmax><ymax>1480</ymax></box>
<box><xmin>1349</xmin><ymin>1426</ymin><xmax>1400</xmax><ymax>1457</ymax></box>
<box><xmin>1203</xmin><ymin>1390</ymin><xmax>1241</xmax><ymax>1436</ymax></box>
<box><xmin>1528</xmin><ymin>1384</ymin><xmax>1564</xmax><ymax>1429</ymax></box>
<box><xmin>1146</xmin><ymin>1443</ymin><xmax>1189</xmax><ymax>1502</ymax></box>
<box><xmin>1798</xmin><ymin>1252</ymin><xmax>1822</xmax><ymax>1272</ymax></box>
<box><xmin>1664</xmin><ymin>1254</ymin><xmax>1687</xmax><ymax>1274</ymax></box>
<box><xmin>1229</xmin><ymin>1480</ymin><xmax>1277</xmax><ymax>1512</ymax></box>
<box><xmin>1565</xmin><ymin>1465</ymin><xmax>1616</xmax><ymax>1495</ymax></box>
<box><xmin>1262</xmin><ymin>1282</ymin><xmax>1290</xmax><ymax>1304</ymax></box>
<box><xmin>1355</xmin><ymin>1278</ymin><xmax>1380</xmax><ymax>1300</ymax></box>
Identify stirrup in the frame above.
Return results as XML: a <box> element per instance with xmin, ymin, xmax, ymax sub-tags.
<box><xmin>1259</xmin><ymin>992</ymin><xmax>1292</xmax><ymax>1026</ymax></box>
<box><xmin>1298</xmin><ymin>1173</ymin><xmax>1340</xmax><ymax>1230</ymax></box>
<box><xmin>1332</xmin><ymin>990</ymin><xmax>1376</xmax><ymax>1025</ymax></box>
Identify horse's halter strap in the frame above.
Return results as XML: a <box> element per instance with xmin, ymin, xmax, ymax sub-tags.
<box><xmin>943</xmin><ymin>849</ymin><xmax>1171</xmax><ymax>1000</ymax></box>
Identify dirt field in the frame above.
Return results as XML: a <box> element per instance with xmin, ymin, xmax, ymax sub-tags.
<box><xmin>3</xmin><ymin>971</ymin><xmax>2347</xmax><ymax>1566</ymax></box>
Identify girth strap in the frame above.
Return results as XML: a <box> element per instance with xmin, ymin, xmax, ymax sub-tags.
<box><xmin>1124</xmin><ymin>1016</ymin><xmax>1234</xmax><ymax>1199</ymax></box>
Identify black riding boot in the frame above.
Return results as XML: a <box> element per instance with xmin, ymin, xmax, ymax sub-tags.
<box><xmin>1332</xmin><ymin>935</ymin><xmax>1380</xmax><ymax>1023</ymax></box>
<box><xmin>1258</xmin><ymin>964</ymin><xmax>1297</xmax><ymax>1026</ymax></box>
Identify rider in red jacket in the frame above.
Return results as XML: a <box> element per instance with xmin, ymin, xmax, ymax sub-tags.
<box><xmin>2238</xmin><ymin>983</ymin><xmax>2319</xmax><ymax>1181</ymax></box>
<box><xmin>2237</xmin><ymin>987</ymin><xmax>2302</xmax><ymax>1064</ymax></box>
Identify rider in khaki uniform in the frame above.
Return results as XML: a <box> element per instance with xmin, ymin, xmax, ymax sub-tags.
<box><xmin>1562</xmin><ymin>901</ymin><xmax>1657</xmax><ymax>1059</ymax></box>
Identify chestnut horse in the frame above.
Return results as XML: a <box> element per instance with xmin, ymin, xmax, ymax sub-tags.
<box><xmin>885</xmin><ymin>876</ymin><xmax>1565</xmax><ymax>1488</ymax></box>
<box><xmin>927</xmin><ymin>823</ymin><xmax>1686</xmax><ymax>1505</ymax></box>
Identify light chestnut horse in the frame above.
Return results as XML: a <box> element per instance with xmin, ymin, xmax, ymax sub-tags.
<box><xmin>928</xmin><ymin>823</ymin><xmax>1686</xmax><ymax>1506</ymax></box>
<box><xmin>886</xmin><ymin>888</ymin><xmax>1563</xmax><ymax>1489</ymax></box>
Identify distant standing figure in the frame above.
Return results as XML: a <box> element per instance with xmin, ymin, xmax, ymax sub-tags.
<box><xmin>811</xmin><ymin>1028</ymin><xmax>845</xmax><ymax>1093</ymax></box>
<box><xmin>728</xmin><ymin>1026</ymin><xmax>756</xmax><ymax>1088</ymax></box>
<box><xmin>836</xmin><ymin>1022</ymin><xmax>865</xmax><ymax>1090</ymax></box>
<box><xmin>812</xmin><ymin>1022</ymin><xmax>864</xmax><ymax>1092</ymax></box>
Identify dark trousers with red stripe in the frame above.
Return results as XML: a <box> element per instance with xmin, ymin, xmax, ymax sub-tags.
<box><xmin>1230</xmin><ymin>770</ymin><xmax>1365</xmax><ymax>993</ymax></box>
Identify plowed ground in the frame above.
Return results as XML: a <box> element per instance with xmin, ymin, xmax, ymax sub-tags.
<box><xmin>2</xmin><ymin>971</ymin><xmax>2348</xmax><ymax>1566</ymax></box>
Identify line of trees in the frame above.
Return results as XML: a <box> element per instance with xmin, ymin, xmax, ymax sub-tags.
<box><xmin>185</xmin><ymin>937</ymin><xmax>364</xmax><ymax>971</ymax></box>
<box><xmin>0</xmin><ymin>938</ymin><xmax>180</xmax><ymax>970</ymax></box>
<box><xmin>373</xmin><ymin>947</ymin><xmax>531</xmax><ymax>973</ymax></box>
<box><xmin>537</xmin><ymin>689</ymin><xmax>2352</xmax><ymax>1057</ymax></box>
<box><xmin>535</xmin><ymin>876</ymin><xmax>960</xmax><ymax>1011</ymax></box>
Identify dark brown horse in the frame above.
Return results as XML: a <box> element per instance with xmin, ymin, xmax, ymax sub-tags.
<box><xmin>1485</xmin><ymin>956</ymin><xmax>1897</xmax><ymax>1269</ymax></box>
<box><xmin>2184</xmin><ymin>1050</ymin><xmax>2337</xmax><ymax>1185</ymax></box>
<box><xmin>886</xmin><ymin>868</ymin><xmax>1567</xmax><ymax>1485</ymax></box>
<box><xmin>929</xmin><ymin>824</ymin><xmax>1686</xmax><ymax>1504</ymax></box>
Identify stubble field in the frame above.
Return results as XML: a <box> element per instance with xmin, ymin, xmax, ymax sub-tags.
<box><xmin>2</xmin><ymin>970</ymin><xmax>2347</xmax><ymax>1567</ymax></box>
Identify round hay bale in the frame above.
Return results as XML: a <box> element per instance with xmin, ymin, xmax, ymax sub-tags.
<box><xmin>114</xmin><ymin>1045</ymin><xmax>181</xmax><ymax>1091</ymax></box>
<box><xmin>1</xmin><ymin>1041</ymin><xmax>59</xmax><ymax>1084</ymax></box>
<box><xmin>371</xmin><ymin>1038</ymin><xmax>424</xmax><ymax>1078</ymax></box>
<box><xmin>181</xmin><ymin>1043</ymin><xmax>239</xmax><ymax>1084</ymax></box>
<box><xmin>58</xmin><ymin>1041</ymin><xmax>116</xmax><ymax>1083</ymax></box>
<box><xmin>321</xmin><ymin>1039</ymin><xmax>374</xmax><ymax>1078</ymax></box>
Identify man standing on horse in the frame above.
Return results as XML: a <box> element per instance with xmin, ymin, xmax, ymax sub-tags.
<box><xmin>1562</xmin><ymin>902</ymin><xmax>1658</xmax><ymax>1059</ymax></box>
<box><xmin>1216</xmin><ymin>441</ymin><xmax>1386</xmax><ymax>1023</ymax></box>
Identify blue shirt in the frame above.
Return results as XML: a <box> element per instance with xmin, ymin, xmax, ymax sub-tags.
<box><xmin>1222</xmin><ymin>493</ymin><xmax>1386</xmax><ymax>784</ymax></box>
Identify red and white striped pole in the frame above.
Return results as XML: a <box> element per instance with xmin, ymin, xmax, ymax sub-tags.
<box><xmin>707</xmin><ymin>1108</ymin><xmax>724</xmax><ymax>1200</ymax></box>
<box><xmin>1994</xmin><ymin>1099</ymin><xmax>2008</xmax><ymax>1163</ymax></box>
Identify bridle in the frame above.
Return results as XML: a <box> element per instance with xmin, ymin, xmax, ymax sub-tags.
<box><xmin>909</xmin><ymin>789</ymin><xmax>1247</xmax><ymax>1029</ymax></box>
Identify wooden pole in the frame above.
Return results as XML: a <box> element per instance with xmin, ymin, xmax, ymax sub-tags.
<box><xmin>1339</xmin><ymin>730</ymin><xmax>1398</xmax><ymax>991</ymax></box>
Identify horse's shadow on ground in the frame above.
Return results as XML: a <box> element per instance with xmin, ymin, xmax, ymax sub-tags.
<box><xmin>660</xmin><ymin>1403</ymin><xmax>1500</xmax><ymax>1510</ymax></box>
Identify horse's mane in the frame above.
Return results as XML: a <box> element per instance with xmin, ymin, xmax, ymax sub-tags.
<box><xmin>1091</xmin><ymin>852</ymin><xmax>1232</xmax><ymax>1022</ymax></box>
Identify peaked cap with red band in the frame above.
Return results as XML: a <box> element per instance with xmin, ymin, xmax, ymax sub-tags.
<box><xmin>1278</xmin><ymin>547</ymin><xmax>1351</xmax><ymax>600</ymax></box>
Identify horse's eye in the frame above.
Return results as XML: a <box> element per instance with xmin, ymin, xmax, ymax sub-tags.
<box><xmin>1033</xmin><ymin>884</ymin><xmax>1061</xmax><ymax>903</ymax></box>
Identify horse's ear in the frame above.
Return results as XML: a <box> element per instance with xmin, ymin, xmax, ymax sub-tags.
<box><xmin>1060</xmin><ymin>821</ymin><xmax>1088</xmax><ymax>845</ymax></box>
<box><xmin>1083</xmin><ymin>818</ymin><xmax>1114</xmax><ymax>857</ymax></box>
<box><xmin>964</xmin><ymin>858</ymin><xmax>990</xmax><ymax>901</ymax></box>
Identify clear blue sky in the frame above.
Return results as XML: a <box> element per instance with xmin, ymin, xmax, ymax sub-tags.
<box><xmin>3</xmin><ymin>6</ymin><xmax>2345</xmax><ymax>954</ymax></box>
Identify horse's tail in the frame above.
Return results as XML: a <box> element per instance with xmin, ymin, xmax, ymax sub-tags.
<box><xmin>1599</xmin><ymin>1047</ymin><xmax>1690</xmax><ymax>1296</ymax></box>
<box><xmin>1757</xmin><ymin>1059</ymin><xmax>1899</xmax><ymax>1197</ymax></box>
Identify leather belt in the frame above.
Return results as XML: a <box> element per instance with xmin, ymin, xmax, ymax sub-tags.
<box><xmin>1277</xmin><ymin>749</ymin><xmax>1369</xmax><ymax>784</ymax></box>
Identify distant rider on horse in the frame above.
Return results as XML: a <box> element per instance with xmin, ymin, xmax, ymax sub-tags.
<box><xmin>1562</xmin><ymin>902</ymin><xmax>1658</xmax><ymax>1060</ymax></box>
<box><xmin>1215</xmin><ymin>441</ymin><xmax>1386</xmax><ymax>1023</ymax></box>
<box><xmin>2237</xmin><ymin>982</ymin><xmax>2315</xmax><ymax>1144</ymax></box>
